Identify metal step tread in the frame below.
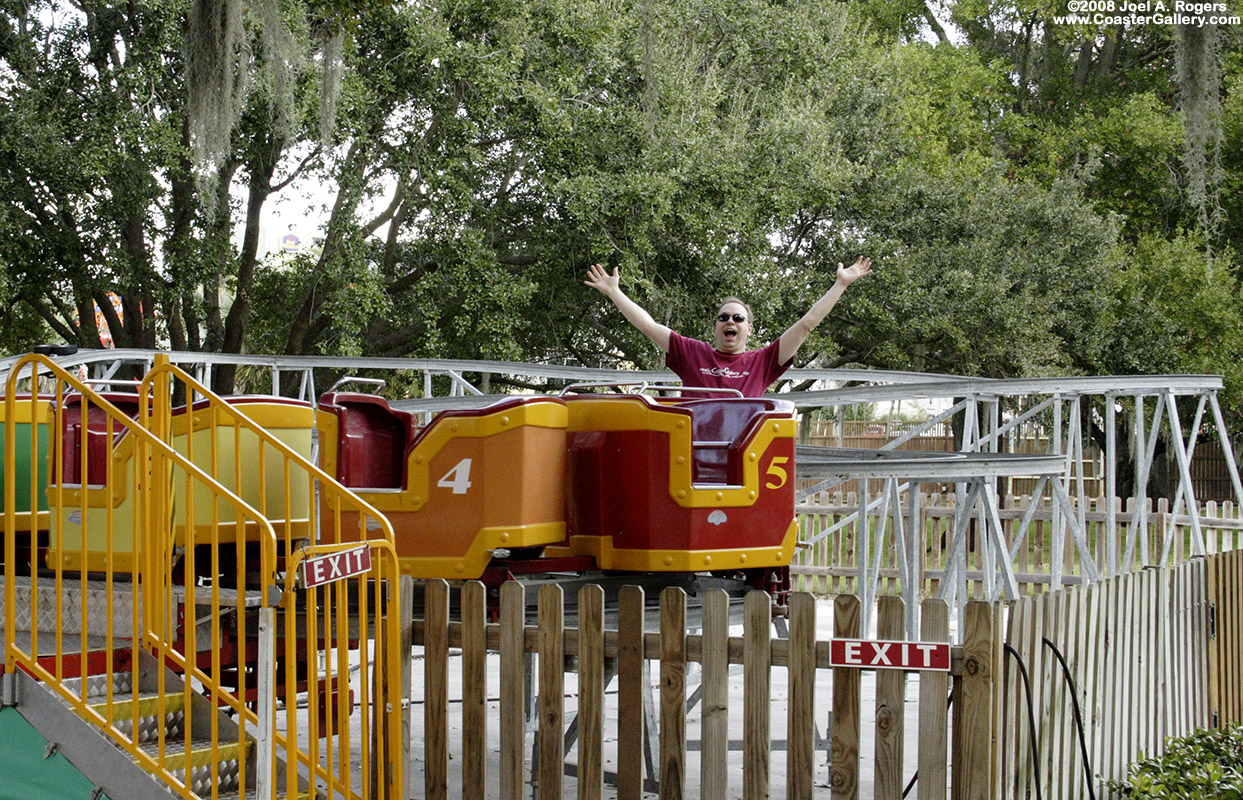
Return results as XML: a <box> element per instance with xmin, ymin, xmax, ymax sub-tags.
<box><xmin>132</xmin><ymin>736</ymin><xmax>250</xmax><ymax>771</ymax></box>
<box><xmin>172</xmin><ymin>584</ymin><xmax>267</xmax><ymax>608</ymax></box>
<box><xmin>0</xmin><ymin>573</ymin><xmax>140</xmax><ymax>638</ymax></box>
<box><xmin>210</xmin><ymin>789</ymin><xmax>317</xmax><ymax>800</ymax></box>
<box><xmin>85</xmin><ymin>690</ymin><xmax>188</xmax><ymax>719</ymax></box>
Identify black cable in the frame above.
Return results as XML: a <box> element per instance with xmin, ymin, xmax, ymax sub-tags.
<box><xmin>1042</xmin><ymin>637</ymin><xmax>1097</xmax><ymax>800</ymax></box>
<box><xmin>1004</xmin><ymin>642</ymin><xmax>1043</xmax><ymax>800</ymax></box>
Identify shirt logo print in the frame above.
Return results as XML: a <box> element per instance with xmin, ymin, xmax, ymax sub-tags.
<box><xmin>701</xmin><ymin>366</ymin><xmax>750</xmax><ymax>379</ymax></box>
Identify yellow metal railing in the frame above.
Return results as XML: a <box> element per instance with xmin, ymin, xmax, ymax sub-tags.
<box><xmin>2</xmin><ymin>354</ymin><xmax>405</xmax><ymax>800</ymax></box>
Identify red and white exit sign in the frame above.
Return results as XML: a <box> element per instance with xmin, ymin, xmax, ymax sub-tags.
<box><xmin>829</xmin><ymin>638</ymin><xmax>951</xmax><ymax>672</ymax></box>
<box><xmin>302</xmin><ymin>545</ymin><xmax>372</xmax><ymax>588</ymax></box>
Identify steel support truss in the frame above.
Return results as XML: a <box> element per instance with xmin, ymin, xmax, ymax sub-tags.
<box><xmin>7</xmin><ymin>351</ymin><xmax>1237</xmax><ymax>638</ymax></box>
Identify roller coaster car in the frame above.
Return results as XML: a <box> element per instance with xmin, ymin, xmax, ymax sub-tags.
<box><xmin>48</xmin><ymin>394</ymin><xmax>315</xmax><ymax>573</ymax></box>
<box><xmin>0</xmin><ymin>396</ymin><xmax>53</xmax><ymax>567</ymax></box>
<box><xmin>316</xmin><ymin>393</ymin><xmax>567</xmax><ymax>579</ymax></box>
<box><xmin>561</xmin><ymin>394</ymin><xmax>798</xmax><ymax>573</ymax></box>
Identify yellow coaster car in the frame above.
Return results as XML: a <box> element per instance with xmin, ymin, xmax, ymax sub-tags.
<box><xmin>47</xmin><ymin>394</ymin><xmax>315</xmax><ymax>573</ymax></box>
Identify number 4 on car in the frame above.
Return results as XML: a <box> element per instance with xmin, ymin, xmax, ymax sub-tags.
<box><xmin>437</xmin><ymin>458</ymin><xmax>473</xmax><ymax>494</ymax></box>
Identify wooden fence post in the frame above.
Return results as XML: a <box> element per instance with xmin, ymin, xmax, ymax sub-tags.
<box><xmin>537</xmin><ymin>584</ymin><xmax>565</xmax><ymax>800</ymax></box>
<box><xmin>702</xmin><ymin>589</ymin><xmax>730</xmax><ymax>798</ymax></box>
<box><xmin>461</xmin><ymin>581</ymin><xmax>487</xmax><ymax>798</ymax></box>
<box><xmin>958</xmin><ymin>600</ymin><xmax>998</xmax><ymax>800</ymax></box>
<box><xmin>617</xmin><ymin>585</ymin><xmax>647</xmax><ymax>800</ymax></box>
<box><xmin>874</xmin><ymin>596</ymin><xmax>905</xmax><ymax>798</ymax></box>
<box><xmin>423</xmin><ymin>578</ymin><xmax>449</xmax><ymax>800</ymax></box>
<box><xmin>918</xmin><ymin>599</ymin><xmax>950</xmax><ymax>800</ymax></box>
<box><xmin>660</xmin><ymin>587</ymin><xmax>687</xmax><ymax>800</ymax></box>
<box><xmin>743</xmin><ymin>590</ymin><xmax>771</xmax><ymax>800</ymax></box>
<box><xmin>830</xmin><ymin>594</ymin><xmax>861</xmax><ymax>800</ymax></box>
<box><xmin>787</xmin><ymin>592</ymin><xmax>816</xmax><ymax>800</ymax></box>
<box><xmin>578</xmin><ymin>584</ymin><xmax>605</xmax><ymax>800</ymax></box>
<box><xmin>499</xmin><ymin>580</ymin><xmax>526</xmax><ymax>800</ymax></box>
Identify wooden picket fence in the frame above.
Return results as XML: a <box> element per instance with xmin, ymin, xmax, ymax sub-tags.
<box><xmin>409</xmin><ymin>579</ymin><xmax>999</xmax><ymax>800</ymax></box>
<box><xmin>794</xmin><ymin>493</ymin><xmax>1243</xmax><ymax>598</ymax></box>
<box><xmin>405</xmin><ymin>548</ymin><xmax>1243</xmax><ymax>799</ymax></box>
<box><xmin>997</xmin><ymin>547</ymin><xmax>1243</xmax><ymax>800</ymax></box>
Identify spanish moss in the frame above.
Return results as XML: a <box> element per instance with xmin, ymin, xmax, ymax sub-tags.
<box><xmin>186</xmin><ymin>0</ymin><xmax>251</xmax><ymax>213</ymax></box>
<box><xmin>1176</xmin><ymin>20</ymin><xmax>1224</xmax><ymax>252</ymax></box>
<box><xmin>318</xmin><ymin>23</ymin><xmax>344</xmax><ymax>148</ymax></box>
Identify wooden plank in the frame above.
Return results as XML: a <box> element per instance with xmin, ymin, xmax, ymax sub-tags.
<box><xmin>1159</xmin><ymin>565</ymin><xmax>1175</xmax><ymax>743</ymax></box>
<box><xmin>538</xmin><ymin>584</ymin><xmax>565</xmax><ymax>800</ymax></box>
<box><xmin>1218</xmin><ymin>551</ymin><xmax>1230</xmax><ymax>725</ymax></box>
<box><xmin>701</xmin><ymin>589</ymin><xmax>730</xmax><ymax>799</ymax></box>
<box><xmin>1181</xmin><ymin>561</ymin><xmax>1198</xmax><ymax>732</ymax></box>
<box><xmin>1081</xmin><ymin>581</ymin><xmax>1105</xmax><ymax>800</ymax></box>
<box><xmin>617</xmin><ymin>585</ymin><xmax>646</xmax><ymax>800</ymax></box>
<box><xmin>1139</xmin><ymin>569</ymin><xmax>1157</xmax><ymax>758</ymax></box>
<box><xmin>1118</xmin><ymin>574</ymin><xmax>1137</xmax><ymax>776</ymax></box>
<box><xmin>423</xmin><ymin>578</ymin><xmax>449</xmax><ymax>800</ymax></box>
<box><xmin>743</xmin><ymin>590</ymin><xmax>771</xmax><ymax>800</ymax></box>
<box><xmin>1230</xmin><ymin>551</ymin><xmax>1239</xmax><ymax>724</ymax></box>
<box><xmin>917</xmin><ymin>599</ymin><xmax>949</xmax><ymax>800</ymax></box>
<box><xmin>1230</xmin><ymin>551</ymin><xmax>1241</xmax><ymax>724</ymax></box>
<box><xmin>1104</xmin><ymin>576</ymin><xmax>1124</xmax><ymax>788</ymax></box>
<box><xmin>1206</xmin><ymin>553</ymin><xmax>1221</xmax><ymax>728</ymax></box>
<box><xmin>1057</xmin><ymin>585</ymin><xmax>1078</xmax><ymax>800</ymax></box>
<box><xmin>997</xmin><ymin>596</ymin><xmax>1022</xmax><ymax>799</ymax></box>
<box><xmin>578</xmin><ymin>584</ymin><xmax>605</xmax><ymax>800</ymax></box>
<box><xmin>787</xmin><ymin>592</ymin><xmax>816</xmax><ymax>800</ymax></box>
<box><xmin>830</xmin><ymin>594</ymin><xmax>861</xmax><ymax>800</ymax></box>
<box><xmin>958</xmin><ymin>601</ymin><xmax>995</xmax><ymax>800</ymax></box>
<box><xmin>499</xmin><ymin>580</ymin><xmax>526</xmax><ymax>800</ymax></box>
<box><xmin>1066</xmin><ymin>581</ymin><xmax>1088</xmax><ymax>800</ymax></box>
<box><xmin>874</xmin><ymin>596</ymin><xmax>905</xmax><ymax>800</ymax></box>
<box><xmin>1229</xmin><ymin>550</ymin><xmax>1239</xmax><ymax>724</ymax></box>
<box><xmin>659</xmin><ymin>587</ymin><xmax>687</xmax><ymax>800</ymax></box>
<box><xmin>1167</xmin><ymin>565</ymin><xmax>1184</xmax><ymax>737</ymax></box>
<box><xmin>1036</xmin><ymin>586</ymin><xmax>1057</xmax><ymax>798</ymax></box>
<box><xmin>1193</xmin><ymin>559</ymin><xmax>1210</xmax><ymax>728</ymax></box>
<box><xmin>461</xmin><ymin>581</ymin><xmax>488</xmax><ymax>799</ymax></box>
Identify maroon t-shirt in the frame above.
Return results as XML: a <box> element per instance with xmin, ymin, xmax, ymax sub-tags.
<box><xmin>665</xmin><ymin>332</ymin><xmax>792</xmax><ymax>398</ymax></box>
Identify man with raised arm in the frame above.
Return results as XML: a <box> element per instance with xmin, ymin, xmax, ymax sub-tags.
<box><xmin>584</xmin><ymin>258</ymin><xmax>873</xmax><ymax>397</ymax></box>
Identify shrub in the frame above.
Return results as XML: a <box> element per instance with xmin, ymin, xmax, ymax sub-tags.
<box><xmin>1107</xmin><ymin>726</ymin><xmax>1243</xmax><ymax>799</ymax></box>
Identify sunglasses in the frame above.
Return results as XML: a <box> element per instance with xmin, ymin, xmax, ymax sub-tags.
<box><xmin>717</xmin><ymin>313</ymin><xmax>747</xmax><ymax>324</ymax></box>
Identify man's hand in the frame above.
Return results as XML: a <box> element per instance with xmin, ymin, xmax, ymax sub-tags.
<box><xmin>583</xmin><ymin>263</ymin><xmax>672</xmax><ymax>351</ymax></box>
<box><xmin>584</xmin><ymin>263</ymin><xmax>620</xmax><ymax>297</ymax></box>
<box><xmin>837</xmin><ymin>256</ymin><xmax>873</xmax><ymax>286</ymax></box>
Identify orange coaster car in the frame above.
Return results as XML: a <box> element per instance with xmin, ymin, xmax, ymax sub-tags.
<box><xmin>316</xmin><ymin>393</ymin><xmax>568</xmax><ymax>579</ymax></box>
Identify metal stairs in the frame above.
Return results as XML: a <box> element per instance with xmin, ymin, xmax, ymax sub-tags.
<box><xmin>5</xmin><ymin>648</ymin><xmax>315</xmax><ymax>800</ymax></box>
<box><xmin>2</xmin><ymin>575</ymin><xmax>314</xmax><ymax>800</ymax></box>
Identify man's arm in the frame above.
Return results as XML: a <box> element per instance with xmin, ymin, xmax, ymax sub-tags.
<box><xmin>778</xmin><ymin>257</ymin><xmax>872</xmax><ymax>365</ymax></box>
<box><xmin>585</xmin><ymin>264</ymin><xmax>673</xmax><ymax>351</ymax></box>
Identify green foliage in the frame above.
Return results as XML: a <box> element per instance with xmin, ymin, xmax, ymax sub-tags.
<box><xmin>1107</xmin><ymin>726</ymin><xmax>1243</xmax><ymax>798</ymax></box>
<box><xmin>848</xmin><ymin>165</ymin><xmax>1123</xmax><ymax>377</ymax></box>
<box><xmin>1099</xmin><ymin>234</ymin><xmax>1243</xmax><ymax>420</ymax></box>
<box><xmin>1</xmin><ymin>0</ymin><xmax>1242</xmax><ymax>430</ymax></box>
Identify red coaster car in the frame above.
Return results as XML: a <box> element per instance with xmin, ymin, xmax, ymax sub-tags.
<box><xmin>562</xmin><ymin>394</ymin><xmax>798</xmax><ymax>572</ymax></box>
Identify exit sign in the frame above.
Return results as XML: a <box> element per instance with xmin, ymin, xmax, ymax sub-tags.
<box><xmin>302</xmin><ymin>545</ymin><xmax>372</xmax><ymax>589</ymax></box>
<box><xmin>829</xmin><ymin>638</ymin><xmax>951</xmax><ymax>672</ymax></box>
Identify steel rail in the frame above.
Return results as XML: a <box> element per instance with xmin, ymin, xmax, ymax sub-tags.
<box><xmin>796</xmin><ymin>450</ymin><xmax>1066</xmax><ymax>481</ymax></box>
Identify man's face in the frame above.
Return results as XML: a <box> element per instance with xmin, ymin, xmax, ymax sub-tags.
<box><xmin>714</xmin><ymin>302</ymin><xmax>751</xmax><ymax>353</ymax></box>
